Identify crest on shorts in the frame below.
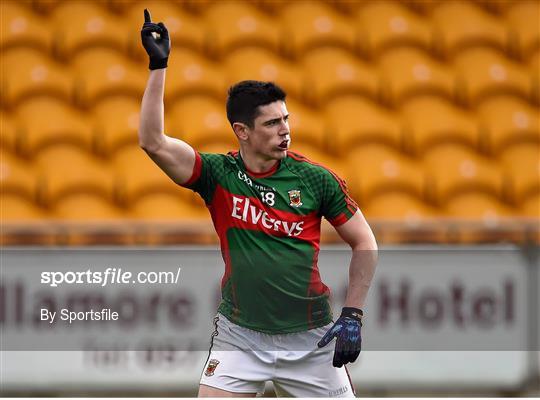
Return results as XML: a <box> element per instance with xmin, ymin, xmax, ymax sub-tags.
<box><xmin>288</xmin><ymin>189</ymin><xmax>302</xmax><ymax>207</ymax></box>
<box><xmin>204</xmin><ymin>359</ymin><xmax>220</xmax><ymax>377</ymax></box>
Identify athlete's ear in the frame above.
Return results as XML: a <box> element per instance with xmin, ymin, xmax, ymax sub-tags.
<box><xmin>232</xmin><ymin>122</ymin><xmax>249</xmax><ymax>141</ymax></box>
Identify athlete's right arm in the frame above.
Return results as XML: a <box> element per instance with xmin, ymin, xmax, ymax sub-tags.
<box><xmin>139</xmin><ymin>9</ymin><xmax>196</xmax><ymax>185</ymax></box>
<box><xmin>139</xmin><ymin>69</ymin><xmax>196</xmax><ymax>185</ymax></box>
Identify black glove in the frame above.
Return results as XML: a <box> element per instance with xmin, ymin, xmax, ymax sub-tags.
<box><xmin>317</xmin><ymin>307</ymin><xmax>363</xmax><ymax>368</ymax></box>
<box><xmin>140</xmin><ymin>9</ymin><xmax>170</xmax><ymax>70</ymax></box>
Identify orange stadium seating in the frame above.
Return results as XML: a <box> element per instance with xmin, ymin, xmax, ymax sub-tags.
<box><xmin>113</xmin><ymin>144</ymin><xmax>193</xmax><ymax>206</ymax></box>
<box><xmin>423</xmin><ymin>144</ymin><xmax>505</xmax><ymax>204</ymax></box>
<box><xmin>125</xmin><ymin>1</ymin><xmax>209</xmax><ymax>59</ymax></box>
<box><xmin>283</xmin><ymin>98</ymin><xmax>327</xmax><ymax>150</ymax></box>
<box><xmin>92</xmin><ymin>95</ymin><xmax>141</xmax><ymax>155</ymax></box>
<box><xmin>431</xmin><ymin>1</ymin><xmax>508</xmax><ymax>57</ymax></box>
<box><xmin>325</xmin><ymin>95</ymin><xmax>403</xmax><ymax>154</ymax></box>
<box><xmin>167</xmin><ymin>95</ymin><xmax>234</xmax><ymax>149</ymax></box>
<box><xmin>454</xmin><ymin>47</ymin><xmax>531</xmax><ymax>105</ymax></box>
<box><xmin>279</xmin><ymin>1</ymin><xmax>356</xmax><ymax>58</ymax></box>
<box><xmin>0</xmin><ymin>150</ymin><xmax>39</xmax><ymax>201</ymax></box>
<box><xmin>204</xmin><ymin>1</ymin><xmax>282</xmax><ymax>57</ymax></box>
<box><xmin>0</xmin><ymin>110</ymin><xmax>18</xmax><ymax>153</ymax></box>
<box><xmin>0</xmin><ymin>0</ymin><xmax>537</xmax><ymax>245</ymax></box>
<box><xmin>164</xmin><ymin>48</ymin><xmax>227</xmax><ymax>103</ymax></box>
<box><xmin>0</xmin><ymin>2</ymin><xmax>53</xmax><ymax>53</ymax></box>
<box><xmin>0</xmin><ymin>48</ymin><xmax>73</xmax><ymax>107</ymax></box>
<box><xmin>345</xmin><ymin>144</ymin><xmax>425</xmax><ymax>204</ymax></box>
<box><xmin>378</xmin><ymin>47</ymin><xmax>455</xmax><ymax>105</ymax></box>
<box><xmin>35</xmin><ymin>145</ymin><xmax>115</xmax><ymax>207</ymax></box>
<box><xmin>500</xmin><ymin>142</ymin><xmax>540</xmax><ymax>204</ymax></box>
<box><xmin>224</xmin><ymin>47</ymin><xmax>304</xmax><ymax>100</ymax></box>
<box><xmin>506</xmin><ymin>0</ymin><xmax>540</xmax><ymax>59</ymax></box>
<box><xmin>301</xmin><ymin>47</ymin><xmax>379</xmax><ymax>105</ymax></box>
<box><xmin>401</xmin><ymin>95</ymin><xmax>479</xmax><ymax>154</ymax></box>
<box><xmin>478</xmin><ymin>95</ymin><xmax>540</xmax><ymax>153</ymax></box>
<box><xmin>364</xmin><ymin>192</ymin><xmax>437</xmax><ymax>220</ymax></box>
<box><xmin>355</xmin><ymin>0</ymin><xmax>432</xmax><ymax>57</ymax></box>
<box><xmin>73</xmin><ymin>48</ymin><xmax>146</xmax><ymax>107</ymax></box>
<box><xmin>1</xmin><ymin>193</ymin><xmax>47</xmax><ymax>221</ymax></box>
<box><xmin>52</xmin><ymin>1</ymin><xmax>129</xmax><ymax>59</ymax></box>
<box><xmin>16</xmin><ymin>97</ymin><xmax>94</xmax><ymax>156</ymax></box>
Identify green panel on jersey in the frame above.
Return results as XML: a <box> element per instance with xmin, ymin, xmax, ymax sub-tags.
<box><xmin>218</xmin><ymin>228</ymin><xmax>332</xmax><ymax>334</ymax></box>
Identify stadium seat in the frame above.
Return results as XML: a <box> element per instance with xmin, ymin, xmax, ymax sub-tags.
<box><xmin>506</xmin><ymin>0</ymin><xmax>540</xmax><ymax>59</ymax></box>
<box><xmin>31</xmin><ymin>0</ymin><xmax>65</xmax><ymax>14</ymax></box>
<box><xmin>431</xmin><ymin>1</ymin><xmax>507</xmax><ymax>57</ymax></box>
<box><xmin>167</xmin><ymin>96</ymin><xmax>234</xmax><ymax>150</ymax></box>
<box><xmin>0</xmin><ymin>2</ymin><xmax>52</xmax><ymax>53</ymax></box>
<box><xmin>16</xmin><ymin>97</ymin><xmax>93</xmax><ymax>156</ymax></box>
<box><xmin>92</xmin><ymin>96</ymin><xmax>140</xmax><ymax>155</ymax></box>
<box><xmin>345</xmin><ymin>144</ymin><xmax>425</xmax><ymax>203</ymax></box>
<box><xmin>279</xmin><ymin>1</ymin><xmax>356</xmax><ymax>57</ymax></box>
<box><xmin>164</xmin><ymin>48</ymin><xmax>227</xmax><ymax>103</ymax></box>
<box><xmin>198</xmin><ymin>143</ymin><xmax>238</xmax><ymax>155</ymax></box>
<box><xmin>454</xmin><ymin>48</ymin><xmax>531</xmax><ymax>105</ymax></box>
<box><xmin>0</xmin><ymin>193</ymin><xmax>47</xmax><ymax>221</ymax></box>
<box><xmin>400</xmin><ymin>0</ymin><xmax>443</xmax><ymax>14</ymax></box>
<box><xmin>0</xmin><ymin>48</ymin><xmax>73</xmax><ymax>107</ymax></box>
<box><xmin>500</xmin><ymin>143</ymin><xmax>540</xmax><ymax>203</ymax></box>
<box><xmin>52</xmin><ymin>1</ymin><xmax>128</xmax><ymax>59</ymax></box>
<box><xmin>378</xmin><ymin>47</ymin><xmax>455</xmax><ymax>105</ymax></box>
<box><xmin>36</xmin><ymin>145</ymin><xmax>115</xmax><ymax>206</ymax></box>
<box><xmin>423</xmin><ymin>144</ymin><xmax>504</xmax><ymax>204</ymax></box>
<box><xmin>73</xmin><ymin>48</ymin><xmax>146</xmax><ymax>107</ymax></box>
<box><xmin>0</xmin><ymin>110</ymin><xmax>18</xmax><ymax>153</ymax></box>
<box><xmin>287</xmin><ymin>144</ymin><xmax>346</xmax><ymax>179</ymax></box>
<box><xmin>113</xmin><ymin>145</ymin><xmax>192</xmax><ymax>205</ymax></box>
<box><xmin>355</xmin><ymin>0</ymin><xmax>432</xmax><ymax>57</ymax></box>
<box><xmin>446</xmin><ymin>192</ymin><xmax>513</xmax><ymax>217</ymax></box>
<box><xmin>0</xmin><ymin>150</ymin><xmax>38</xmax><ymax>200</ymax></box>
<box><xmin>130</xmin><ymin>193</ymin><xmax>208</xmax><ymax>220</ymax></box>
<box><xmin>183</xmin><ymin>0</ymin><xmax>216</xmax><ymax>14</ymax></box>
<box><xmin>125</xmin><ymin>1</ymin><xmax>208</xmax><ymax>59</ymax></box>
<box><xmin>520</xmin><ymin>192</ymin><xmax>539</xmax><ymax>217</ymax></box>
<box><xmin>324</xmin><ymin>95</ymin><xmax>402</xmax><ymax>154</ymax></box>
<box><xmin>204</xmin><ymin>1</ymin><xmax>282</xmax><ymax>57</ymax></box>
<box><xmin>224</xmin><ymin>47</ymin><xmax>304</xmax><ymax>100</ymax></box>
<box><xmin>472</xmin><ymin>0</ymin><xmax>515</xmax><ymax>14</ymax></box>
<box><xmin>401</xmin><ymin>95</ymin><xmax>479</xmax><ymax>154</ymax></box>
<box><xmin>301</xmin><ymin>47</ymin><xmax>379</xmax><ymax>106</ymax></box>
<box><xmin>53</xmin><ymin>193</ymin><xmax>125</xmax><ymax>221</ymax></box>
<box><xmin>478</xmin><ymin>96</ymin><xmax>540</xmax><ymax>153</ymax></box>
<box><xmin>364</xmin><ymin>192</ymin><xmax>437</xmax><ymax>221</ymax></box>
<box><xmin>284</xmin><ymin>98</ymin><xmax>326</xmax><ymax>150</ymax></box>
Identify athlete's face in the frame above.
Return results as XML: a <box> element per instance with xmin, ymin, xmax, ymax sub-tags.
<box><xmin>237</xmin><ymin>100</ymin><xmax>290</xmax><ymax>161</ymax></box>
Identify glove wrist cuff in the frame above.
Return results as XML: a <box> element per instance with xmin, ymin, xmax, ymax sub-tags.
<box><xmin>340</xmin><ymin>307</ymin><xmax>363</xmax><ymax>321</ymax></box>
<box><xmin>149</xmin><ymin>57</ymin><xmax>168</xmax><ymax>70</ymax></box>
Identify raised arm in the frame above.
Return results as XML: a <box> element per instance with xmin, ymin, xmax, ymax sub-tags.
<box><xmin>139</xmin><ymin>9</ymin><xmax>196</xmax><ymax>185</ymax></box>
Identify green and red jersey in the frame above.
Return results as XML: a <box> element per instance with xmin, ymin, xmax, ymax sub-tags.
<box><xmin>183</xmin><ymin>150</ymin><xmax>358</xmax><ymax>334</ymax></box>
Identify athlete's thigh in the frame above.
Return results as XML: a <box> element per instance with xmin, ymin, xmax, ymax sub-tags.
<box><xmin>198</xmin><ymin>384</ymin><xmax>257</xmax><ymax>397</ymax></box>
<box><xmin>273</xmin><ymin>351</ymin><xmax>355</xmax><ymax>398</ymax></box>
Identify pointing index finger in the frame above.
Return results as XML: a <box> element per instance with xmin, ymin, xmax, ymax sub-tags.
<box><xmin>144</xmin><ymin>9</ymin><xmax>152</xmax><ymax>23</ymax></box>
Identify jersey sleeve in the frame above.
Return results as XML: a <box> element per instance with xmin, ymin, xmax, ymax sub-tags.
<box><xmin>181</xmin><ymin>151</ymin><xmax>224</xmax><ymax>205</ymax></box>
<box><xmin>320</xmin><ymin>169</ymin><xmax>359</xmax><ymax>226</ymax></box>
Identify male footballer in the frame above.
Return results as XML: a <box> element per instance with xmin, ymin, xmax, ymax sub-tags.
<box><xmin>139</xmin><ymin>10</ymin><xmax>377</xmax><ymax>397</ymax></box>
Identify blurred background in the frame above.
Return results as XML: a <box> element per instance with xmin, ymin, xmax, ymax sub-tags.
<box><xmin>0</xmin><ymin>0</ymin><xmax>539</xmax><ymax>397</ymax></box>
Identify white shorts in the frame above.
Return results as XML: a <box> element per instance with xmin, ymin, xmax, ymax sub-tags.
<box><xmin>199</xmin><ymin>313</ymin><xmax>355</xmax><ymax>397</ymax></box>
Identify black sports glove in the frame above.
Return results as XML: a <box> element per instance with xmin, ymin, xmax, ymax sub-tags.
<box><xmin>317</xmin><ymin>307</ymin><xmax>363</xmax><ymax>368</ymax></box>
<box><xmin>140</xmin><ymin>9</ymin><xmax>170</xmax><ymax>70</ymax></box>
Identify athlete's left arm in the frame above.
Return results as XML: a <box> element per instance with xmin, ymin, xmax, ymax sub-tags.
<box><xmin>334</xmin><ymin>210</ymin><xmax>378</xmax><ymax>310</ymax></box>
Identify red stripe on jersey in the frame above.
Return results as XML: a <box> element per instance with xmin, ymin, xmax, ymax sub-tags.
<box><xmin>307</xmin><ymin>246</ymin><xmax>330</xmax><ymax>329</ymax></box>
<box><xmin>287</xmin><ymin>151</ymin><xmax>358</xmax><ymax>215</ymax></box>
<box><xmin>181</xmin><ymin>150</ymin><xmax>202</xmax><ymax>187</ymax></box>
<box><xmin>209</xmin><ymin>184</ymin><xmax>322</xmax><ymax>245</ymax></box>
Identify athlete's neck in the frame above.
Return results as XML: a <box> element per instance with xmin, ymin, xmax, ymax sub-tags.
<box><xmin>239</xmin><ymin>149</ymin><xmax>279</xmax><ymax>175</ymax></box>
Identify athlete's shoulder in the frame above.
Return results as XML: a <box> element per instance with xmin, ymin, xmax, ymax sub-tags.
<box><xmin>286</xmin><ymin>150</ymin><xmax>339</xmax><ymax>180</ymax></box>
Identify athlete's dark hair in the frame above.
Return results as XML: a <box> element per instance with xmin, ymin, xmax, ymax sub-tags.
<box><xmin>226</xmin><ymin>80</ymin><xmax>287</xmax><ymax>129</ymax></box>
